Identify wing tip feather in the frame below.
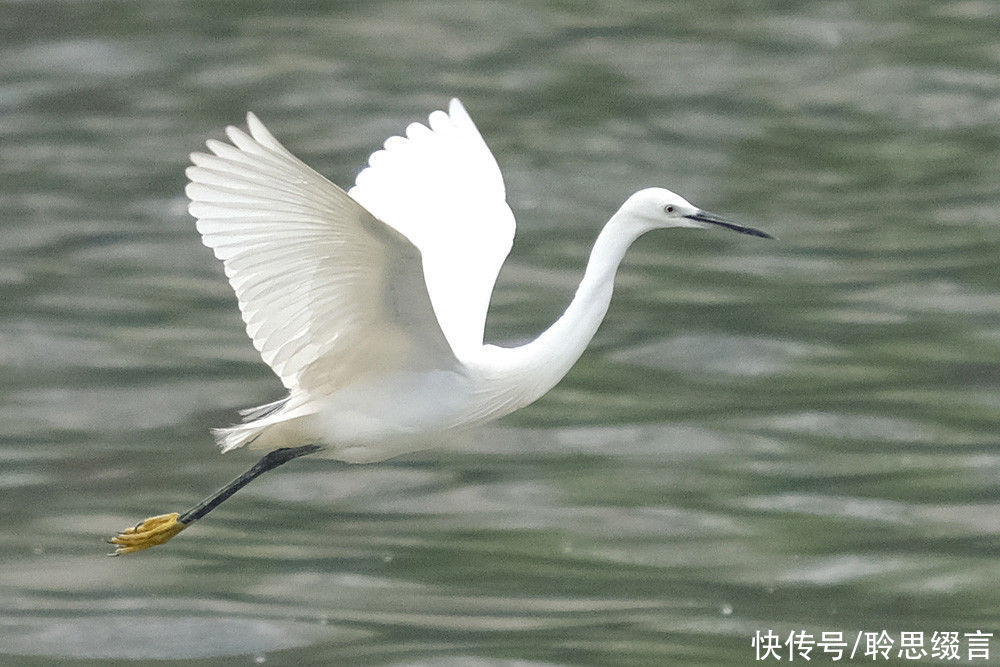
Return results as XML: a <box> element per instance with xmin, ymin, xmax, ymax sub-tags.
<box><xmin>246</xmin><ymin>111</ymin><xmax>283</xmax><ymax>150</ymax></box>
<box><xmin>448</xmin><ymin>98</ymin><xmax>471</xmax><ymax>124</ymax></box>
<box><xmin>205</xmin><ymin>138</ymin><xmax>232</xmax><ymax>156</ymax></box>
<box><xmin>225</xmin><ymin>124</ymin><xmax>252</xmax><ymax>145</ymax></box>
<box><xmin>405</xmin><ymin>121</ymin><xmax>431</xmax><ymax>140</ymax></box>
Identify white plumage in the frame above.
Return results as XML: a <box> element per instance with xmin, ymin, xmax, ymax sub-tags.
<box><xmin>350</xmin><ymin>100</ymin><xmax>515</xmax><ymax>361</ymax></box>
<box><xmin>186</xmin><ymin>99</ymin><xmax>769</xmax><ymax>462</ymax></box>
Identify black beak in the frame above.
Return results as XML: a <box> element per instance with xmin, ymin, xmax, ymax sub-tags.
<box><xmin>684</xmin><ymin>210</ymin><xmax>774</xmax><ymax>239</ymax></box>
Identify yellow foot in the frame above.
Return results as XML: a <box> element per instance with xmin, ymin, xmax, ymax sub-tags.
<box><xmin>109</xmin><ymin>512</ymin><xmax>187</xmax><ymax>555</ymax></box>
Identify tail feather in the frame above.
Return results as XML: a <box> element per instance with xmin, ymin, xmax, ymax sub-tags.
<box><xmin>214</xmin><ymin>396</ymin><xmax>291</xmax><ymax>452</ymax></box>
<box><xmin>237</xmin><ymin>397</ymin><xmax>289</xmax><ymax>421</ymax></box>
<box><xmin>212</xmin><ymin>423</ymin><xmax>265</xmax><ymax>453</ymax></box>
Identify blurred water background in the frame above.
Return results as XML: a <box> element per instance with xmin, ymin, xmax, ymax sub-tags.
<box><xmin>3</xmin><ymin>1</ymin><xmax>1000</xmax><ymax>664</ymax></box>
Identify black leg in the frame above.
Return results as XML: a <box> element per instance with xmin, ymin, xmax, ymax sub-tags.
<box><xmin>109</xmin><ymin>444</ymin><xmax>322</xmax><ymax>555</ymax></box>
<box><xmin>179</xmin><ymin>444</ymin><xmax>323</xmax><ymax>524</ymax></box>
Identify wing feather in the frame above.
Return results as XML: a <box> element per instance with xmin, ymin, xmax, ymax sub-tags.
<box><xmin>187</xmin><ymin>113</ymin><xmax>458</xmax><ymax>397</ymax></box>
<box><xmin>348</xmin><ymin>99</ymin><xmax>516</xmax><ymax>361</ymax></box>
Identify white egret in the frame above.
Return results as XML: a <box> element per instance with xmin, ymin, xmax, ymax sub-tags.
<box><xmin>110</xmin><ymin>99</ymin><xmax>770</xmax><ymax>554</ymax></box>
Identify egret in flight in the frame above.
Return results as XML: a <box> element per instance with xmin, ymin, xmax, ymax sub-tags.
<box><xmin>110</xmin><ymin>99</ymin><xmax>771</xmax><ymax>554</ymax></box>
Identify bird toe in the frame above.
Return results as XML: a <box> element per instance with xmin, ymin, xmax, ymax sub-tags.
<box><xmin>108</xmin><ymin>512</ymin><xmax>186</xmax><ymax>555</ymax></box>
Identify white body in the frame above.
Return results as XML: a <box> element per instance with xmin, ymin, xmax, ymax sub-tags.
<box><xmin>186</xmin><ymin>100</ymin><xmax>719</xmax><ymax>463</ymax></box>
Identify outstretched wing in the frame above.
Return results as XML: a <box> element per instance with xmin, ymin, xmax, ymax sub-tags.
<box><xmin>349</xmin><ymin>99</ymin><xmax>516</xmax><ymax>361</ymax></box>
<box><xmin>186</xmin><ymin>113</ymin><xmax>459</xmax><ymax>397</ymax></box>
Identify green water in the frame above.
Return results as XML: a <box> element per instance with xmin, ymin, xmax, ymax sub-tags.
<box><xmin>2</xmin><ymin>1</ymin><xmax>1000</xmax><ymax>664</ymax></box>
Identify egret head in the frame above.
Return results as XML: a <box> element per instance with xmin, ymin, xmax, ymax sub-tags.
<box><xmin>618</xmin><ymin>187</ymin><xmax>772</xmax><ymax>239</ymax></box>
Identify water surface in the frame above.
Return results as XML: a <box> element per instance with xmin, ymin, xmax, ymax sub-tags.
<box><xmin>3</xmin><ymin>1</ymin><xmax>1000</xmax><ymax>664</ymax></box>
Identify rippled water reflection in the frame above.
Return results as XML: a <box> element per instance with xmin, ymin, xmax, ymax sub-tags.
<box><xmin>3</xmin><ymin>1</ymin><xmax>1000</xmax><ymax>664</ymax></box>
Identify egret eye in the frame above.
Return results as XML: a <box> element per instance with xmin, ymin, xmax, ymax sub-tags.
<box><xmin>664</xmin><ymin>205</ymin><xmax>675</xmax><ymax>214</ymax></box>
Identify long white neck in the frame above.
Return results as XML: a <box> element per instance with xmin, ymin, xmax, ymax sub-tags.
<box><xmin>496</xmin><ymin>212</ymin><xmax>643</xmax><ymax>400</ymax></box>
